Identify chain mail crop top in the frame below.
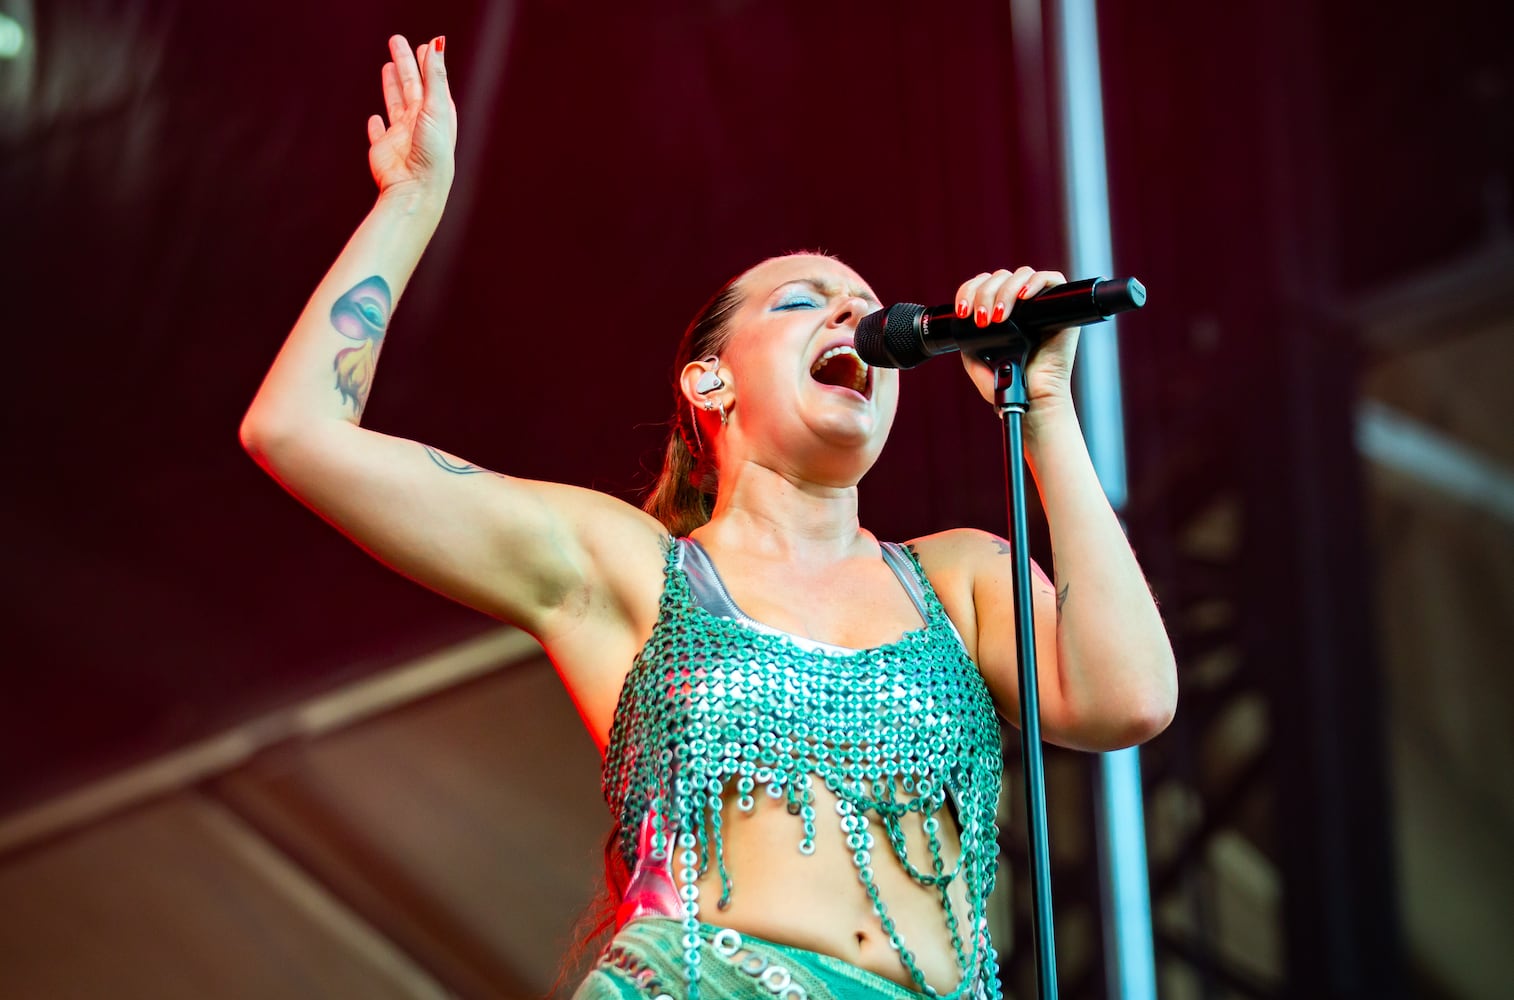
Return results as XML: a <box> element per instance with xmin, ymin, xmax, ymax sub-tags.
<box><xmin>602</xmin><ymin>536</ymin><xmax>1005</xmax><ymax>1000</ymax></box>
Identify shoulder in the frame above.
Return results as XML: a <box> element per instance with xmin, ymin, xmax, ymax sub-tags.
<box><xmin>906</xmin><ymin>527</ymin><xmax>1050</xmax><ymax>600</ymax></box>
<box><xmin>904</xmin><ymin>527</ymin><xmax>1007</xmax><ymax>575</ymax></box>
<box><xmin>900</xmin><ymin>529</ymin><xmax>1007</xmax><ymax>659</ymax></box>
<box><xmin>566</xmin><ymin>487</ymin><xmax>671</xmax><ymax>565</ymax></box>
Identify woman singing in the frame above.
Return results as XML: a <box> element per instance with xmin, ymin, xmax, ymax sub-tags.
<box><xmin>240</xmin><ymin>34</ymin><xmax>1177</xmax><ymax>1000</ymax></box>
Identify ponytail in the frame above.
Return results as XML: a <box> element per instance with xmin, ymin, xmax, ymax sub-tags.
<box><xmin>643</xmin><ymin>429</ymin><xmax>716</xmax><ymax>538</ymax></box>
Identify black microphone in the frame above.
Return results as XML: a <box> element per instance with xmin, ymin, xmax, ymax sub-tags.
<box><xmin>855</xmin><ymin>276</ymin><xmax>1146</xmax><ymax>370</ymax></box>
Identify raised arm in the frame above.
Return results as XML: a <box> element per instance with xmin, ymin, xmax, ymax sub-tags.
<box><xmin>239</xmin><ymin>35</ymin><xmax>665</xmax><ymax>698</ymax></box>
<box><xmin>245</xmin><ymin>35</ymin><xmax>456</xmax><ymax>436</ymax></box>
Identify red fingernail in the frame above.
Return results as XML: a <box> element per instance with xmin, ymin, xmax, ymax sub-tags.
<box><xmin>992</xmin><ymin>301</ymin><xmax>1006</xmax><ymax>321</ymax></box>
<box><xmin>976</xmin><ymin>305</ymin><xmax>988</xmax><ymax>326</ymax></box>
<box><xmin>957</xmin><ymin>299</ymin><xmax>969</xmax><ymax>318</ymax></box>
<box><xmin>435</xmin><ymin>36</ymin><xmax>445</xmax><ymax>53</ymax></box>
<box><xmin>1017</xmin><ymin>285</ymin><xmax>1031</xmax><ymax>299</ymax></box>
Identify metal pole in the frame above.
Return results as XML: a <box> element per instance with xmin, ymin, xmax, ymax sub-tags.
<box><xmin>1048</xmin><ymin>1</ymin><xmax>1159</xmax><ymax>997</ymax></box>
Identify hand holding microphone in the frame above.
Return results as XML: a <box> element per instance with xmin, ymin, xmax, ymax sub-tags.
<box><xmin>855</xmin><ymin>275</ymin><xmax>1146</xmax><ymax>370</ymax></box>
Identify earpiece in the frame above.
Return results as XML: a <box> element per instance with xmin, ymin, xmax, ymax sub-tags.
<box><xmin>694</xmin><ymin>356</ymin><xmax>724</xmax><ymax>395</ymax></box>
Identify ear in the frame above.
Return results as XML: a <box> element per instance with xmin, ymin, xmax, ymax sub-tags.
<box><xmin>678</xmin><ymin>356</ymin><xmax>728</xmax><ymax>407</ymax></box>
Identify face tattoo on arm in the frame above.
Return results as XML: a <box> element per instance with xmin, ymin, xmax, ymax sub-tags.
<box><xmin>329</xmin><ymin>275</ymin><xmax>392</xmax><ymax>415</ymax></box>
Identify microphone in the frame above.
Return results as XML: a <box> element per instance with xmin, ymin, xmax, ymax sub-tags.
<box><xmin>855</xmin><ymin>276</ymin><xmax>1146</xmax><ymax>369</ymax></box>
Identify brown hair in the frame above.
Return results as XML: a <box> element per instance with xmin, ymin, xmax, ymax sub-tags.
<box><xmin>548</xmin><ymin>829</ymin><xmax>632</xmax><ymax>995</ymax></box>
<box><xmin>640</xmin><ymin>275</ymin><xmax>747</xmax><ymax>537</ymax></box>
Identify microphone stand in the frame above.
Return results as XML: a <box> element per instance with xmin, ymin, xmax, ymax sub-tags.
<box><xmin>982</xmin><ymin>338</ymin><xmax>1058</xmax><ymax>1000</ymax></box>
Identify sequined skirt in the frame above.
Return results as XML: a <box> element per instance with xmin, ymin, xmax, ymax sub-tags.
<box><xmin>573</xmin><ymin>917</ymin><xmax>941</xmax><ymax>1000</ymax></box>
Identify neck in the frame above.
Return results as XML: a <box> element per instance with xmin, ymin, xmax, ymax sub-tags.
<box><xmin>700</xmin><ymin>460</ymin><xmax>868</xmax><ymax>560</ymax></box>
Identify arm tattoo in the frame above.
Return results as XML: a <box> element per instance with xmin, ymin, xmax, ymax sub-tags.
<box><xmin>329</xmin><ymin>276</ymin><xmax>392</xmax><ymax>414</ymax></box>
<box><xmin>1056</xmin><ymin>583</ymin><xmax>1069</xmax><ymax>623</ymax></box>
<box><xmin>423</xmin><ymin>445</ymin><xmax>495</xmax><ymax>476</ymax></box>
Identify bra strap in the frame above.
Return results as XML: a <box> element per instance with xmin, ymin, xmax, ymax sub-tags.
<box><xmin>879</xmin><ymin>541</ymin><xmax>932</xmax><ymax>623</ymax></box>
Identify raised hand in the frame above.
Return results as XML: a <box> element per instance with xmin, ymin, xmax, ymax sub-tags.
<box><xmin>953</xmin><ymin>267</ymin><xmax>1078</xmax><ymax>406</ymax></box>
<box><xmin>367</xmin><ymin>34</ymin><xmax>456</xmax><ymax>200</ymax></box>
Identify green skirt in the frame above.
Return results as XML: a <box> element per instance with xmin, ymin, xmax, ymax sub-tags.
<box><xmin>573</xmin><ymin>917</ymin><xmax>946</xmax><ymax>1000</ymax></box>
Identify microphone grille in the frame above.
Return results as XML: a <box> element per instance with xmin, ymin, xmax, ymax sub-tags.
<box><xmin>856</xmin><ymin>303</ymin><xmax>929</xmax><ymax>369</ymax></box>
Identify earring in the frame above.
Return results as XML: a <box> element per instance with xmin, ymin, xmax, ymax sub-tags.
<box><xmin>688</xmin><ymin>403</ymin><xmax>704</xmax><ymax>455</ymax></box>
<box><xmin>695</xmin><ymin>356</ymin><xmax>724</xmax><ymax>395</ymax></box>
<box><xmin>703</xmin><ymin>398</ymin><xmax>728</xmax><ymax>425</ymax></box>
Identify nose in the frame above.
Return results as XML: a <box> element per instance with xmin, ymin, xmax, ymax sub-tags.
<box><xmin>828</xmin><ymin>295</ymin><xmax>871</xmax><ymax>329</ymax></box>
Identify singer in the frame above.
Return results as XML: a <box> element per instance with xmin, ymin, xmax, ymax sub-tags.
<box><xmin>239</xmin><ymin>35</ymin><xmax>1177</xmax><ymax>1000</ymax></box>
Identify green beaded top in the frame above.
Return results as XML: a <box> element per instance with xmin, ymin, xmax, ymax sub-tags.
<box><xmin>602</xmin><ymin>537</ymin><xmax>1004</xmax><ymax>999</ymax></box>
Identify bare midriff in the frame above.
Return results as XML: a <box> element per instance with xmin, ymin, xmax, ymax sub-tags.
<box><xmin>692</xmin><ymin>778</ymin><xmax>977</xmax><ymax>995</ymax></box>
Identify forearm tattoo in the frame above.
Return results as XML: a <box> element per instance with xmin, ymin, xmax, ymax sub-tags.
<box><xmin>329</xmin><ymin>276</ymin><xmax>392</xmax><ymax>414</ymax></box>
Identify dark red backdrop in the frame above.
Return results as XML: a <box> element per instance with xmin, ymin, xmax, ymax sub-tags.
<box><xmin>0</xmin><ymin>1</ymin><xmax>1052</xmax><ymax>808</ymax></box>
<box><xmin>2</xmin><ymin>0</ymin><xmax>1507</xmax><ymax>828</ymax></box>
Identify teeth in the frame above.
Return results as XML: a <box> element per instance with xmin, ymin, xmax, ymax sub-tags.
<box><xmin>809</xmin><ymin>344</ymin><xmax>869</xmax><ymax>376</ymax></box>
<box><xmin>810</xmin><ymin>345</ymin><xmax>871</xmax><ymax>396</ymax></box>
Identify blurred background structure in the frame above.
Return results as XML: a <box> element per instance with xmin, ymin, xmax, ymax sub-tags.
<box><xmin>2</xmin><ymin>0</ymin><xmax>1511</xmax><ymax>997</ymax></box>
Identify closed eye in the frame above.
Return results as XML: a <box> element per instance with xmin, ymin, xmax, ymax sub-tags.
<box><xmin>774</xmin><ymin>296</ymin><xmax>822</xmax><ymax>311</ymax></box>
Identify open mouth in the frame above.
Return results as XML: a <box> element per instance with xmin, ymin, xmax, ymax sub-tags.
<box><xmin>809</xmin><ymin>344</ymin><xmax>872</xmax><ymax>399</ymax></box>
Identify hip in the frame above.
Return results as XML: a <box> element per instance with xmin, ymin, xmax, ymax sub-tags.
<box><xmin>575</xmin><ymin>917</ymin><xmax>960</xmax><ymax>1000</ymax></box>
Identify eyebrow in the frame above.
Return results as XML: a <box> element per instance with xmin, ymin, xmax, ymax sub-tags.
<box><xmin>771</xmin><ymin>278</ymin><xmax>880</xmax><ymax>308</ymax></box>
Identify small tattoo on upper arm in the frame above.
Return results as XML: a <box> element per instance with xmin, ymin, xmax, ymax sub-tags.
<box><xmin>992</xmin><ymin>538</ymin><xmax>1012</xmax><ymax>556</ymax></box>
<box><xmin>330</xmin><ymin>276</ymin><xmax>392</xmax><ymax>414</ymax></box>
<box><xmin>1056</xmin><ymin>583</ymin><xmax>1069</xmax><ymax>622</ymax></box>
<box><xmin>423</xmin><ymin>445</ymin><xmax>495</xmax><ymax>476</ymax></box>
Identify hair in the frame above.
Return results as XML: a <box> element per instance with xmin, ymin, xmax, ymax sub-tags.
<box><xmin>547</xmin><ymin>828</ymin><xmax>633</xmax><ymax>995</ymax></box>
<box><xmin>640</xmin><ymin>274</ymin><xmax>748</xmax><ymax>537</ymax></box>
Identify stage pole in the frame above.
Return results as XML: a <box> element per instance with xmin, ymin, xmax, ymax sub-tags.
<box><xmin>1048</xmin><ymin>2</ymin><xmax>1159</xmax><ymax>997</ymax></box>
